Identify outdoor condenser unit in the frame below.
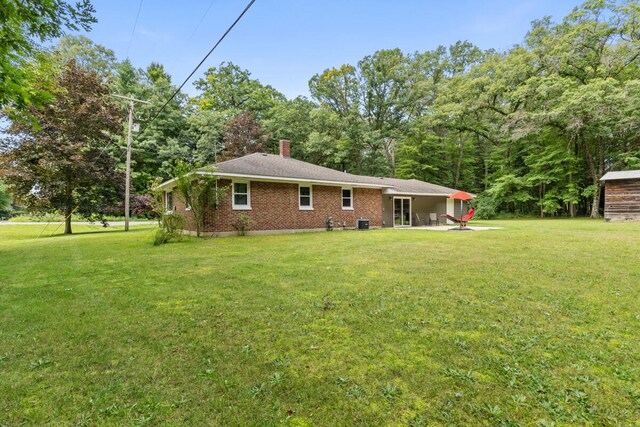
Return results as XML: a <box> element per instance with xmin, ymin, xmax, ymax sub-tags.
<box><xmin>357</xmin><ymin>219</ymin><xmax>369</xmax><ymax>230</ymax></box>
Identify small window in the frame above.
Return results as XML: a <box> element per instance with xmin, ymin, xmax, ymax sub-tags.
<box><xmin>233</xmin><ymin>181</ymin><xmax>251</xmax><ymax>210</ymax></box>
<box><xmin>299</xmin><ymin>185</ymin><xmax>313</xmax><ymax>210</ymax></box>
<box><xmin>166</xmin><ymin>191</ymin><xmax>173</xmax><ymax>212</ymax></box>
<box><xmin>342</xmin><ymin>188</ymin><xmax>353</xmax><ymax>210</ymax></box>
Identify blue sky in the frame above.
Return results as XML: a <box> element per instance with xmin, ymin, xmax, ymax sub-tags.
<box><xmin>79</xmin><ymin>0</ymin><xmax>584</xmax><ymax>99</ymax></box>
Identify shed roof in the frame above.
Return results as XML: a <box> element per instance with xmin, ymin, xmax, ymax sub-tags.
<box><xmin>600</xmin><ymin>170</ymin><xmax>640</xmax><ymax>181</ymax></box>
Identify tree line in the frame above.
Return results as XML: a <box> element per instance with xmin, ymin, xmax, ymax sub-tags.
<box><xmin>1</xmin><ymin>0</ymin><xmax>640</xmax><ymax>224</ymax></box>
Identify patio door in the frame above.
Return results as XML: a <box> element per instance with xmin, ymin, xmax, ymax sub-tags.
<box><xmin>393</xmin><ymin>197</ymin><xmax>412</xmax><ymax>227</ymax></box>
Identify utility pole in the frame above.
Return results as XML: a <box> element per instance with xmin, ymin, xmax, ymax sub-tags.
<box><xmin>113</xmin><ymin>94</ymin><xmax>150</xmax><ymax>231</ymax></box>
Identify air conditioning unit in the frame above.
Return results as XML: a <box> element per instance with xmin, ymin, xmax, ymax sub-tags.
<box><xmin>356</xmin><ymin>218</ymin><xmax>369</xmax><ymax>230</ymax></box>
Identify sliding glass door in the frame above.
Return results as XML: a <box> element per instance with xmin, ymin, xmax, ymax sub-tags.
<box><xmin>393</xmin><ymin>197</ymin><xmax>411</xmax><ymax>227</ymax></box>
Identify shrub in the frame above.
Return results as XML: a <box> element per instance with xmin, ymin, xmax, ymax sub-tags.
<box><xmin>473</xmin><ymin>194</ymin><xmax>497</xmax><ymax>219</ymax></box>
<box><xmin>232</xmin><ymin>214</ymin><xmax>254</xmax><ymax>236</ymax></box>
<box><xmin>152</xmin><ymin>213</ymin><xmax>187</xmax><ymax>245</ymax></box>
<box><xmin>131</xmin><ymin>194</ymin><xmax>158</xmax><ymax>219</ymax></box>
<box><xmin>153</xmin><ymin>228</ymin><xmax>169</xmax><ymax>246</ymax></box>
<box><xmin>173</xmin><ymin>162</ymin><xmax>226</xmax><ymax>237</ymax></box>
<box><xmin>162</xmin><ymin>213</ymin><xmax>187</xmax><ymax>235</ymax></box>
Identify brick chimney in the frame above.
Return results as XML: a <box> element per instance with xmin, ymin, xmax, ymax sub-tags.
<box><xmin>279</xmin><ymin>139</ymin><xmax>290</xmax><ymax>158</ymax></box>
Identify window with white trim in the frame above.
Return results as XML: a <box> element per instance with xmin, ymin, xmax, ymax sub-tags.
<box><xmin>232</xmin><ymin>181</ymin><xmax>251</xmax><ymax>210</ymax></box>
<box><xmin>342</xmin><ymin>188</ymin><xmax>353</xmax><ymax>210</ymax></box>
<box><xmin>299</xmin><ymin>185</ymin><xmax>313</xmax><ymax>210</ymax></box>
<box><xmin>166</xmin><ymin>191</ymin><xmax>173</xmax><ymax>212</ymax></box>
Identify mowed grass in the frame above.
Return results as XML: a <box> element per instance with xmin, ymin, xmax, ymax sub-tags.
<box><xmin>1</xmin><ymin>220</ymin><xmax>639</xmax><ymax>426</ymax></box>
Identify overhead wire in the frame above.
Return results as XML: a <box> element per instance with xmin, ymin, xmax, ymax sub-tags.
<box><xmin>185</xmin><ymin>0</ymin><xmax>218</xmax><ymax>45</ymax></box>
<box><xmin>135</xmin><ymin>0</ymin><xmax>257</xmax><ymax>140</ymax></box>
<box><xmin>126</xmin><ymin>0</ymin><xmax>145</xmax><ymax>58</ymax></box>
<box><xmin>39</xmin><ymin>0</ymin><xmax>258</xmax><ymax>236</ymax></box>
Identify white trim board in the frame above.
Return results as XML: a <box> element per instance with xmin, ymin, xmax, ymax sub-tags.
<box><xmin>154</xmin><ymin>171</ymin><xmax>392</xmax><ymax>191</ymax></box>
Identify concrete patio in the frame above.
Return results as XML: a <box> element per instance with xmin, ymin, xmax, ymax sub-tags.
<box><xmin>395</xmin><ymin>225</ymin><xmax>503</xmax><ymax>231</ymax></box>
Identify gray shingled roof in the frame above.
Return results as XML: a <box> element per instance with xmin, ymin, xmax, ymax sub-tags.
<box><xmin>211</xmin><ymin>153</ymin><xmax>391</xmax><ymax>187</ymax></box>
<box><xmin>158</xmin><ymin>153</ymin><xmax>458</xmax><ymax>195</ymax></box>
<box><xmin>381</xmin><ymin>178</ymin><xmax>458</xmax><ymax>195</ymax></box>
<box><xmin>600</xmin><ymin>170</ymin><xmax>640</xmax><ymax>181</ymax></box>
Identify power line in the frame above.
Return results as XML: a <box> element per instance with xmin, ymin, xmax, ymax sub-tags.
<box><xmin>39</xmin><ymin>0</ymin><xmax>257</xmax><ymax>237</ymax></box>
<box><xmin>185</xmin><ymin>0</ymin><xmax>218</xmax><ymax>45</ymax></box>
<box><xmin>126</xmin><ymin>0</ymin><xmax>145</xmax><ymax>58</ymax></box>
<box><xmin>113</xmin><ymin>94</ymin><xmax>151</xmax><ymax>232</ymax></box>
<box><xmin>136</xmin><ymin>0</ymin><xmax>257</xmax><ymax>139</ymax></box>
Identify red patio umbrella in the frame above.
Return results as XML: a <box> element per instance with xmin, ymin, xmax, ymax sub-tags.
<box><xmin>449</xmin><ymin>191</ymin><xmax>475</xmax><ymax>229</ymax></box>
<box><xmin>449</xmin><ymin>191</ymin><xmax>474</xmax><ymax>201</ymax></box>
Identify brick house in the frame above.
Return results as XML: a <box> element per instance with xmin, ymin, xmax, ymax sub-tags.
<box><xmin>156</xmin><ymin>140</ymin><xmax>461</xmax><ymax>236</ymax></box>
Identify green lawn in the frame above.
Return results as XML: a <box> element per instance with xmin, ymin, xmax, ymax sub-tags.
<box><xmin>1</xmin><ymin>220</ymin><xmax>639</xmax><ymax>426</ymax></box>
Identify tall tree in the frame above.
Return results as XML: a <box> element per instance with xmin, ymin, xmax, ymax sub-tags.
<box><xmin>513</xmin><ymin>1</ymin><xmax>640</xmax><ymax>217</ymax></box>
<box><xmin>359</xmin><ymin>48</ymin><xmax>410</xmax><ymax>175</ymax></box>
<box><xmin>308</xmin><ymin>51</ymin><xmax>413</xmax><ymax>177</ymax></box>
<box><xmin>54</xmin><ymin>35</ymin><xmax>117</xmax><ymax>78</ymax></box>
<box><xmin>221</xmin><ymin>111</ymin><xmax>269</xmax><ymax>160</ymax></box>
<box><xmin>308</xmin><ymin>64</ymin><xmax>360</xmax><ymax>117</ymax></box>
<box><xmin>265</xmin><ymin>96</ymin><xmax>317</xmax><ymax>159</ymax></box>
<box><xmin>0</xmin><ymin>0</ymin><xmax>95</xmax><ymax>112</ymax></box>
<box><xmin>110</xmin><ymin>60</ymin><xmax>191</xmax><ymax>187</ymax></box>
<box><xmin>0</xmin><ymin>60</ymin><xmax>123</xmax><ymax>234</ymax></box>
<box><xmin>193</xmin><ymin>62</ymin><xmax>285</xmax><ymax>119</ymax></box>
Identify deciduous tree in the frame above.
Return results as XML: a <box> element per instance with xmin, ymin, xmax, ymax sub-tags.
<box><xmin>193</xmin><ymin>62</ymin><xmax>285</xmax><ymax>119</ymax></box>
<box><xmin>0</xmin><ymin>0</ymin><xmax>95</xmax><ymax>111</ymax></box>
<box><xmin>221</xmin><ymin>110</ymin><xmax>269</xmax><ymax>160</ymax></box>
<box><xmin>0</xmin><ymin>59</ymin><xmax>123</xmax><ymax>234</ymax></box>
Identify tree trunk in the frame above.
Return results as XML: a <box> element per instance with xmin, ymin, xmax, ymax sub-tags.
<box><xmin>583</xmin><ymin>136</ymin><xmax>604</xmax><ymax>219</ymax></box>
<box><xmin>480</xmin><ymin>134</ymin><xmax>489</xmax><ymax>191</ymax></box>
<box><xmin>568</xmin><ymin>152</ymin><xmax>576</xmax><ymax>218</ymax></box>
<box><xmin>539</xmin><ymin>183</ymin><xmax>544</xmax><ymax>218</ymax></box>
<box><xmin>454</xmin><ymin>132</ymin><xmax>465</xmax><ymax>188</ymax></box>
<box><xmin>63</xmin><ymin>184</ymin><xmax>73</xmax><ymax>234</ymax></box>
<box><xmin>390</xmin><ymin>138</ymin><xmax>395</xmax><ymax>178</ymax></box>
<box><xmin>64</xmin><ymin>203</ymin><xmax>73</xmax><ymax>234</ymax></box>
<box><xmin>590</xmin><ymin>180</ymin><xmax>602</xmax><ymax>219</ymax></box>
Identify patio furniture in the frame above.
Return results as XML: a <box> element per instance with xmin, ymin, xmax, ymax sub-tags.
<box><xmin>442</xmin><ymin>191</ymin><xmax>476</xmax><ymax>230</ymax></box>
<box><xmin>428</xmin><ymin>212</ymin><xmax>439</xmax><ymax>226</ymax></box>
<box><xmin>442</xmin><ymin>208</ymin><xmax>475</xmax><ymax>229</ymax></box>
<box><xmin>414</xmin><ymin>213</ymin><xmax>426</xmax><ymax>226</ymax></box>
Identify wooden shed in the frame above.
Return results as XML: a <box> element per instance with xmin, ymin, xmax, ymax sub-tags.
<box><xmin>600</xmin><ymin>170</ymin><xmax>640</xmax><ymax>222</ymax></box>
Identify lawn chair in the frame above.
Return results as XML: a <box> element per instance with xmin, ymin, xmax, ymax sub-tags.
<box><xmin>428</xmin><ymin>212</ymin><xmax>439</xmax><ymax>226</ymax></box>
<box><xmin>414</xmin><ymin>213</ymin><xmax>426</xmax><ymax>226</ymax></box>
<box><xmin>441</xmin><ymin>208</ymin><xmax>475</xmax><ymax>229</ymax></box>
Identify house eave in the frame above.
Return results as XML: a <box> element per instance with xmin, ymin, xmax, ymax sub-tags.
<box><xmin>154</xmin><ymin>171</ymin><xmax>393</xmax><ymax>191</ymax></box>
<box><xmin>383</xmin><ymin>189</ymin><xmax>455</xmax><ymax>197</ymax></box>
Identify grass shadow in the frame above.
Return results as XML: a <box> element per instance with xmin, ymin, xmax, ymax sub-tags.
<box><xmin>47</xmin><ymin>226</ymin><xmax>154</xmax><ymax>238</ymax></box>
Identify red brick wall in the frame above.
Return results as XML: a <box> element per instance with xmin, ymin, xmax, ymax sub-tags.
<box><xmin>170</xmin><ymin>180</ymin><xmax>382</xmax><ymax>233</ymax></box>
